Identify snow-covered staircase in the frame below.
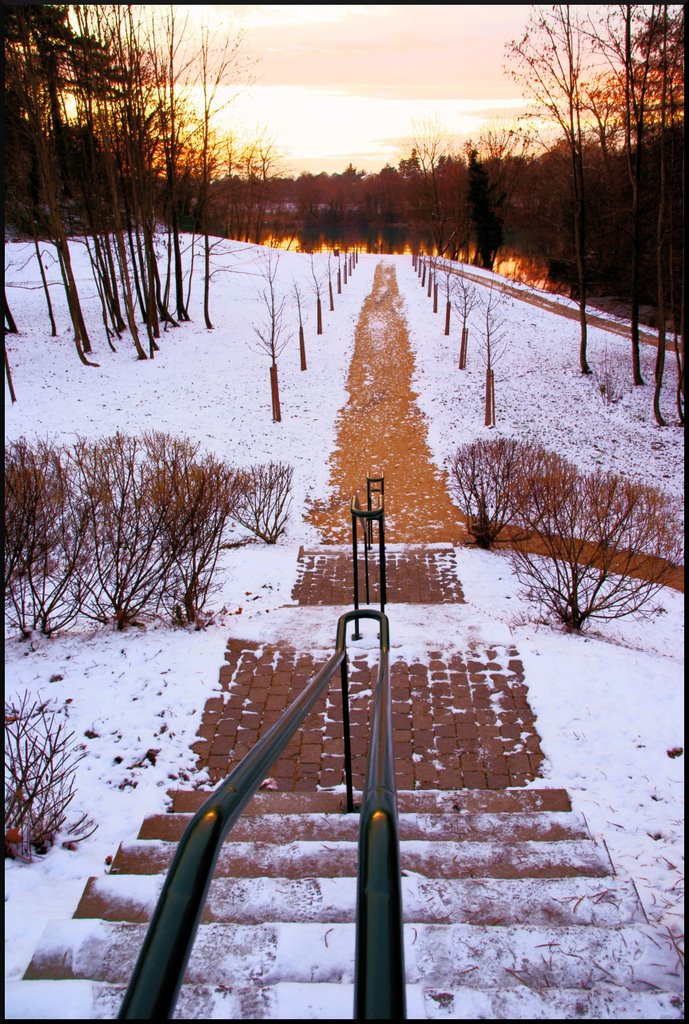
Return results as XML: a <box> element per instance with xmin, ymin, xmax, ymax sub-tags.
<box><xmin>18</xmin><ymin>786</ymin><xmax>684</xmax><ymax>1019</ymax></box>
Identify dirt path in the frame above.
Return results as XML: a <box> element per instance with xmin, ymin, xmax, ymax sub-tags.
<box><xmin>305</xmin><ymin>261</ymin><xmax>464</xmax><ymax>545</ymax></box>
<box><xmin>453</xmin><ymin>265</ymin><xmax>666</xmax><ymax>349</ymax></box>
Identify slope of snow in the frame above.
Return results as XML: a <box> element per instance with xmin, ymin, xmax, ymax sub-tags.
<box><xmin>4</xmin><ymin>237</ymin><xmax>684</xmax><ymax>1017</ymax></box>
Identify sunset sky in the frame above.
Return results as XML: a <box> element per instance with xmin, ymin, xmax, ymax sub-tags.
<box><xmin>182</xmin><ymin>4</ymin><xmax>536</xmax><ymax>175</ymax></box>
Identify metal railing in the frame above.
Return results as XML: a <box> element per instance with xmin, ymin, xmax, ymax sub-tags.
<box><xmin>118</xmin><ymin>608</ymin><xmax>405</xmax><ymax>1020</ymax></box>
<box><xmin>351</xmin><ymin>473</ymin><xmax>387</xmax><ymax>640</ymax></box>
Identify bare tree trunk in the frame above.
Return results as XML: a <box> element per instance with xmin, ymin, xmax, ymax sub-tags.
<box><xmin>317</xmin><ymin>297</ymin><xmax>323</xmax><ymax>335</ymax></box>
<box><xmin>5</xmin><ymin>343</ymin><xmax>17</xmax><ymax>403</ymax></box>
<box><xmin>203</xmin><ymin>234</ymin><xmax>213</xmax><ymax>329</ymax></box>
<box><xmin>459</xmin><ymin>326</ymin><xmax>468</xmax><ymax>369</ymax></box>
<box><xmin>653</xmin><ymin>6</ymin><xmax>668</xmax><ymax>426</ymax></box>
<box><xmin>30</xmin><ymin>230</ymin><xmax>57</xmax><ymax>336</ymax></box>
<box><xmin>4</xmin><ymin>289</ymin><xmax>18</xmax><ymax>334</ymax></box>
<box><xmin>444</xmin><ymin>301</ymin><xmax>451</xmax><ymax>336</ymax></box>
<box><xmin>299</xmin><ymin>325</ymin><xmax>307</xmax><ymax>371</ymax></box>
<box><xmin>270</xmin><ymin>363</ymin><xmax>281</xmax><ymax>422</ymax></box>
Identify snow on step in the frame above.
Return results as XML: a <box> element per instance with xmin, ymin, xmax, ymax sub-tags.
<box><xmin>168</xmin><ymin>787</ymin><xmax>573</xmax><ymax>815</ymax></box>
<box><xmin>24</xmin><ymin>919</ymin><xmax>683</xmax><ymax>994</ymax></box>
<box><xmin>6</xmin><ymin>979</ymin><xmax>683</xmax><ymax>1020</ymax></box>
<box><xmin>110</xmin><ymin>837</ymin><xmax>611</xmax><ymax>879</ymax></box>
<box><xmin>138</xmin><ymin>809</ymin><xmax>591</xmax><ymax>844</ymax></box>
<box><xmin>76</xmin><ymin>872</ymin><xmax>647</xmax><ymax>928</ymax></box>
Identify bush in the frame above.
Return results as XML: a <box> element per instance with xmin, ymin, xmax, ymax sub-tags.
<box><xmin>144</xmin><ymin>432</ymin><xmax>244</xmax><ymax>624</ymax></box>
<box><xmin>447</xmin><ymin>437</ymin><xmax>536</xmax><ymax>548</ymax></box>
<box><xmin>68</xmin><ymin>433</ymin><xmax>174</xmax><ymax>630</ymax></box>
<box><xmin>234</xmin><ymin>461</ymin><xmax>293</xmax><ymax>544</ymax></box>
<box><xmin>510</xmin><ymin>457</ymin><xmax>683</xmax><ymax>631</ymax></box>
<box><xmin>4</xmin><ymin>439</ymin><xmax>91</xmax><ymax>637</ymax></box>
<box><xmin>4</xmin><ymin>435</ymin><xmax>290</xmax><ymax>634</ymax></box>
<box><xmin>5</xmin><ymin>692</ymin><xmax>96</xmax><ymax>859</ymax></box>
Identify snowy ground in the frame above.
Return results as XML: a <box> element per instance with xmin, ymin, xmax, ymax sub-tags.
<box><xmin>4</xmin><ymin>236</ymin><xmax>684</xmax><ymax>1015</ymax></box>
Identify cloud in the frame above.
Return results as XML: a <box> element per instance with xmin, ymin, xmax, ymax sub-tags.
<box><xmin>214</xmin><ymin>4</ymin><xmax>532</xmax><ymax>100</ymax></box>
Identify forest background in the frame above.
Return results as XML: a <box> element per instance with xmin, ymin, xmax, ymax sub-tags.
<box><xmin>3</xmin><ymin>4</ymin><xmax>685</xmax><ymax>425</ymax></box>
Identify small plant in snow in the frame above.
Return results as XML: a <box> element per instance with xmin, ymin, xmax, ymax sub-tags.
<box><xmin>5</xmin><ymin>692</ymin><xmax>97</xmax><ymax>859</ymax></box>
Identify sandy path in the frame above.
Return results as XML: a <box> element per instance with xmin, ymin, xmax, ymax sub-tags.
<box><xmin>305</xmin><ymin>261</ymin><xmax>464</xmax><ymax>545</ymax></box>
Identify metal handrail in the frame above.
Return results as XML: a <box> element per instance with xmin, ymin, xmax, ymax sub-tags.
<box><xmin>351</xmin><ymin>474</ymin><xmax>387</xmax><ymax>639</ymax></box>
<box><xmin>354</xmin><ymin>613</ymin><xmax>406</xmax><ymax>1019</ymax></box>
<box><xmin>118</xmin><ymin>608</ymin><xmax>404</xmax><ymax>1020</ymax></box>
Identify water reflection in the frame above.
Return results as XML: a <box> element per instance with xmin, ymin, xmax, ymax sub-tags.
<box><xmin>259</xmin><ymin>227</ymin><xmax>557</xmax><ymax>292</ymax></box>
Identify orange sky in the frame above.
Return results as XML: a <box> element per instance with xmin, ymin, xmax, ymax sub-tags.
<box><xmin>181</xmin><ymin>4</ymin><xmax>535</xmax><ymax>175</ymax></box>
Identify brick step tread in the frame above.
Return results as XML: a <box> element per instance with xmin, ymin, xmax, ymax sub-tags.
<box><xmin>24</xmin><ymin>919</ymin><xmax>683</xmax><ymax>992</ymax></box>
<box><xmin>138</xmin><ymin>810</ymin><xmax>590</xmax><ymax>845</ymax></box>
<box><xmin>168</xmin><ymin>787</ymin><xmax>572</xmax><ymax>815</ymax></box>
<box><xmin>6</xmin><ymin>979</ymin><xmax>684</xmax><ymax>1020</ymax></box>
<box><xmin>110</xmin><ymin>837</ymin><xmax>612</xmax><ymax>880</ymax></box>
<box><xmin>75</xmin><ymin>874</ymin><xmax>646</xmax><ymax>928</ymax></box>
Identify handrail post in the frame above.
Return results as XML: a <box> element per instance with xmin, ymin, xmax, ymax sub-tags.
<box><xmin>378</xmin><ymin>509</ymin><xmax>386</xmax><ymax>612</ymax></box>
<box><xmin>351</xmin><ymin>496</ymin><xmax>363</xmax><ymax>640</ymax></box>
<box><xmin>351</xmin><ymin>476</ymin><xmax>386</xmax><ymax>624</ymax></box>
<box><xmin>340</xmin><ymin>650</ymin><xmax>355</xmax><ymax>813</ymax></box>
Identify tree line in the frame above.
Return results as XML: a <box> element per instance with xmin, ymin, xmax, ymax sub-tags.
<box><xmin>3</xmin><ymin>5</ymin><xmax>684</xmax><ymax>423</ymax></box>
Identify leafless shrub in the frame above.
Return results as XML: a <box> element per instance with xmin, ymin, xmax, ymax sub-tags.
<box><xmin>233</xmin><ymin>461</ymin><xmax>293</xmax><ymax>544</ymax></box>
<box><xmin>448</xmin><ymin>437</ymin><xmax>540</xmax><ymax>549</ymax></box>
<box><xmin>4</xmin><ymin>439</ymin><xmax>92</xmax><ymax>637</ymax></box>
<box><xmin>69</xmin><ymin>433</ymin><xmax>173</xmax><ymax>630</ymax></box>
<box><xmin>593</xmin><ymin>343</ymin><xmax>629</xmax><ymax>405</ymax></box>
<box><xmin>510</xmin><ymin>455</ymin><xmax>683</xmax><ymax>630</ymax></box>
<box><xmin>144</xmin><ymin>432</ymin><xmax>244</xmax><ymax>625</ymax></box>
<box><xmin>5</xmin><ymin>692</ymin><xmax>97</xmax><ymax>859</ymax></box>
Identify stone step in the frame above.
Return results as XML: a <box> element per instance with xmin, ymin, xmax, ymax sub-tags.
<box><xmin>137</xmin><ymin>809</ymin><xmax>590</xmax><ymax>845</ymax></box>
<box><xmin>75</xmin><ymin>873</ymin><xmax>646</xmax><ymax>928</ymax></box>
<box><xmin>168</xmin><ymin>787</ymin><xmax>573</xmax><ymax>815</ymax></box>
<box><xmin>6</xmin><ymin>979</ymin><xmax>684</xmax><ymax>1020</ymax></box>
<box><xmin>24</xmin><ymin>919</ymin><xmax>683</xmax><ymax>993</ymax></box>
<box><xmin>110</xmin><ymin>837</ymin><xmax>612</xmax><ymax>880</ymax></box>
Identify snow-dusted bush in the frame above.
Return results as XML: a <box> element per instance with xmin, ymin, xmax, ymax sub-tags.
<box><xmin>510</xmin><ymin>455</ymin><xmax>683</xmax><ymax>631</ymax></box>
<box><xmin>5</xmin><ymin>692</ymin><xmax>96</xmax><ymax>859</ymax></box>
<box><xmin>4</xmin><ymin>438</ymin><xmax>91</xmax><ymax>637</ymax></box>
<box><xmin>143</xmin><ymin>432</ymin><xmax>245</xmax><ymax>625</ymax></box>
<box><xmin>447</xmin><ymin>436</ymin><xmax>539</xmax><ymax>548</ymax></box>
<box><xmin>69</xmin><ymin>433</ymin><xmax>173</xmax><ymax>630</ymax></box>
<box><xmin>234</xmin><ymin>461</ymin><xmax>294</xmax><ymax>544</ymax></box>
<box><xmin>4</xmin><ymin>433</ymin><xmax>252</xmax><ymax>635</ymax></box>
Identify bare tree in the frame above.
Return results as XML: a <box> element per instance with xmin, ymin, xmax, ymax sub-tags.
<box><xmin>588</xmin><ymin>5</ymin><xmax>670</xmax><ymax>387</ymax></box>
<box><xmin>476</xmin><ymin>285</ymin><xmax>510</xmax><ymax>425</ymax></box>
<box><xmin>407</xmin><ymin>118</ymin><xmax>454</xmax><ymax>255</ymax></box>
<box><xmin>252</xmin><ymin>252</ymin><xmax>290</xmax><ymax>421</ymax></box>
<box><xmin>309</xmin><ymin>254</ymin><xmax>325</xmax><ymax>335</ymax></box>
<box><xmin>508</xmin><ymin>6</ymin><xmax>593</xmax><ymax>375</ymax></box>
<box><xmin>453</xmin><ymin>271</ymin><xmax>478</xmax><ymax>369</ymax></box>
<box><xmin>7</xmin><ymin>9</ymin><xmax>96</xmax><ymax>366</ymax></box>
<box><xmin>194</xmin><ymin>24</ymin><xmax>242</xmax><ymax>329</ymax></box>
<box><xmin>293</xmin><ymin>281</ymin><xmax>308</xmax><ymax>371</ymax></box>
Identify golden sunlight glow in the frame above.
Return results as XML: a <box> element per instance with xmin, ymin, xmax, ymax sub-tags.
<box><xmin>178</xmin><ymin>4</ymin><xmax>535</xmax><ymax>174</ymax></box>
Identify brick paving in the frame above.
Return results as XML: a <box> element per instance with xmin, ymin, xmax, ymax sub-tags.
<box><xmin>191</xmin><ymin>261</ymin><xmax>546</xmax><ymax>793</ymax></box>
<box><xmin>291</xmin><ymin>545</ymin><xmax>465</xmax><ymax>606</ymax></box>
<box><xmin>192</xmin><ymin>634</ymin><xmax>544</xmax><ymax>791</ymax></box>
